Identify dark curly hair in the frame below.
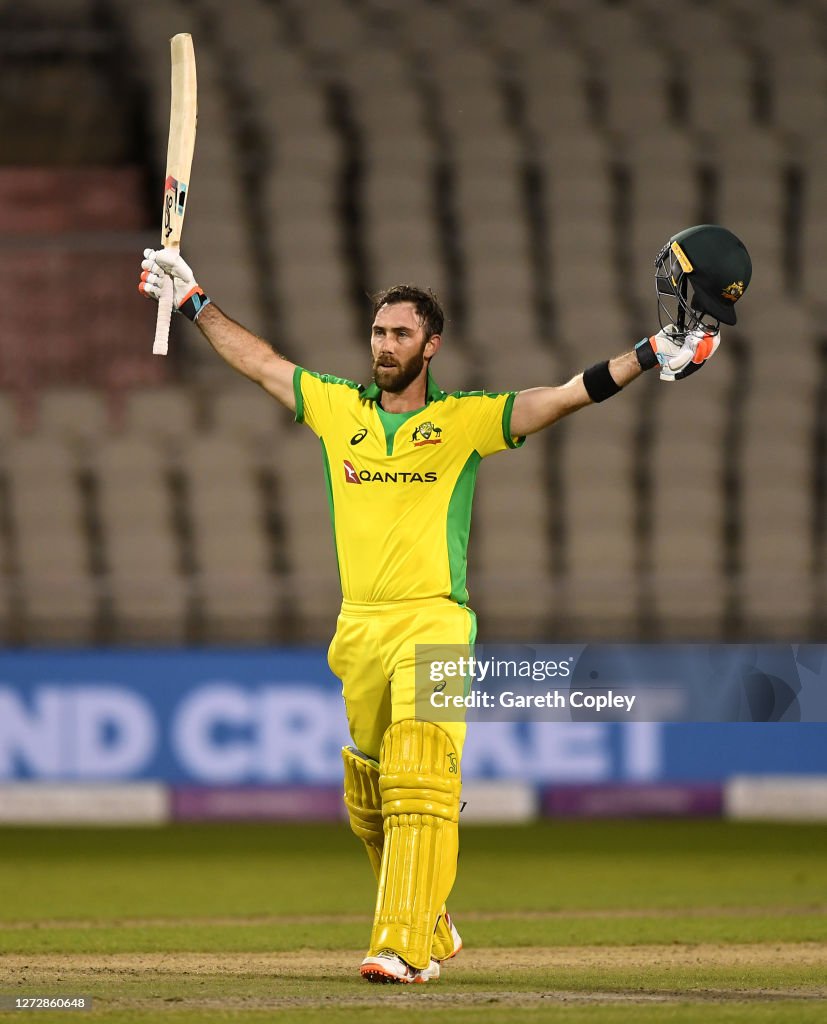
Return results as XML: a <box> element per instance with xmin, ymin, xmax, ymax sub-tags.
<box><xmin>371</xmin><ymin>284</ymin><xmax>444</xmax><ymax>340</ymax></box>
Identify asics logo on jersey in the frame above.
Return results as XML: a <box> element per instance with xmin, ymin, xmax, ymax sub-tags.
<box><xmin>350</xmin><ymin>428</ymin><xmax>368</xmax><ymax>445</ymax></box>
<box><xmin>342</xmin><ymin>459</ymin><xmax>437</xmax><ymax>484</ymax></box>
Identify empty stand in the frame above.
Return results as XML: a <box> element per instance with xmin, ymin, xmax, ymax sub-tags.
<box><xmin>6</xmin><ymin>437</ymin><xmax>98</xmax><ymax>642</ymax></box>
<box><xmin>570</xmin><ymin>3</ymin><xmax>673</xmax><ymax>136</ymax></box>
<box><xmin>472</xmin><ymin>439</ymin><xmax>557</xmax><ymax>639</ymax></box>
<box><xmin>94</xmin><ymin>436</ymin><xmax>190</xmax><ymax>643</ymax></box>
<box><xmin>226</xmin><ymin>1</ymin><xmax>365</xmax><ymax>376</ymax></box>
<box><xmin>0</xmin><ymin>393</ymin><xmax>17</xmax><ymax>443</ymax></box>
<box><xmin>186</xmin><ymin>434</ymin><xmax>281</xmax><ymax>642</ymax></box>
<box><xmin>0</xmin><ymin>168</ymin><xmax>165</xmax><ymax>394</ymax></box>
<box><xmin>2</xmin><ymin>0</ymin><xmax>824</xmax><ymax>643</ymax></box>
<box><xmin>738</xmin><ymin>301</ymin><xmax>818</xmax><ymax>635</ymax></box>
<box><xmin>116</xmin><ymin>0</ymin><xmax>264</xmax><ymax>380</ymax></box>
<box><xmin>210</xmin><ymin>382</ymin><xmax>284</xmax><ymax>449</ymax></box>
<box><xmin>346</xmin><ymin>49</ymin><xmax>447</xmax><ymax>302</ymax></box>
<box><xmin>274</xmin><ymin>427</ymin><xmax>343</xmax><ymax>640</ymax></box>
<box><xmin>34</xmin><ymin>388</ymin><xmax>111</xmax><ymax>448</ymax></box>
<box><xmin>798</xmin><ymin>137</ymin><xmax>827</xmax><ymax>307</ymax></box>
<box><xmin>123</xmin><ymin>386</ymin><xmax>198</xmax><ymax>447</ymax></box>
<box><xmin>649</xmin><ymin>372</ymin><xmax>732</xmax><ymax>635</ymax></box>
<box><xmin>561</xmin><ymin>397</ymin><xmax>642</xmax><ymax>637</ymax></box>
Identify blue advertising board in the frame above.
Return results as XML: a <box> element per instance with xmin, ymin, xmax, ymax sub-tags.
<box><xmin>1</xmin><ymin>649</ymin><xmax>826</xmax><ymax>784</ymax></box>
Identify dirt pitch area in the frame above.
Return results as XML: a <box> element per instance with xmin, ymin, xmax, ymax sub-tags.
<box><xmin>3</xmin><ymin>944</ymin><xmax>827</xmax><ymax>1011</ymax></box>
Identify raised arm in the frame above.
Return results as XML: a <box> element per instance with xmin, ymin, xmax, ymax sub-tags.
<box><xmin>191</xmin><ymin>303</ymin><xmax>296</xmax><ymax>411</ymax></box>
<box><xmin>139</xmin><ymin>248</ymin><xmax>297</xmax><ymax>412</ymax></box>
<box><xmin>511</xmin><ymin>350</ymin><xmax>642</xmax><ymax>436</ymax></box>
<box><xmin>510</xmin><ymin>329</ymin><xmax>720</xmax><ymax>437</ymax></box>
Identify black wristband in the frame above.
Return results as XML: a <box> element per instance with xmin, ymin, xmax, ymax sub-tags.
<box><xmin>582</xmin><ymin>360</ymin><xmax>622</xmax><ymax>403</ymax></box>
<box><xmin>634</xmin><ymin>337</ymin><xmax>659</xmax><ymax>371</ymax></box>
<box><xmin>178</xmin><ymin>286</ymin><xmax>211</xmax><ymax>322</ymax></box>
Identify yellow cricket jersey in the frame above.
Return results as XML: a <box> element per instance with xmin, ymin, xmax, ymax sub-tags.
<box><xmin>293</xmin><ymin>366</ymin><xmax>525</xmax><ymax>605</ymax></box>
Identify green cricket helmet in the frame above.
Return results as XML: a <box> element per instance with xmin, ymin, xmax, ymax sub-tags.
<box><xmin>654</xmin><ymin>224</ymin><xmax>752</xmax><ymax>332</ymax></box>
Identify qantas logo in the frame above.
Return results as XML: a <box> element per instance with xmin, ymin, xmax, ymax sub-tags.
<box><xmin>343</xmin><ymin>460</ymin><xmax>361</xmax><ymax>484</ymax></box>
<box><xmin>342</xmin><ymin>459</ymin><xmax>437</xmax><ymax>484</ymax></box>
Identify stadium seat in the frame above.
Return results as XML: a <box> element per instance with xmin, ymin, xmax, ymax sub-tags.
<box><xmin>6</xmin><ymin>436</ymin><xmax>98</xmax><ymax>642</ymax></box>
<box><xmin>16</xmin><ymin>0</ymin><xmax>95</xmax><ymax>22</ymax></box>
<box><xmin>275</xmin><ymin>427</ymin><xmax>343</xmax><ymax>640</ymax></box>
<box><xmin>798</xmin><ymin>145</ymin><xmax>827</xmax><ymax>305</ymax></box>
<box><xmin>560</xmin><ymin>399</ymin><xmax>640</xmax><ymax>637</ymax></box>
<box><xmin>185</xmin><ymin>435</ymin><xmax>282</xmax><ymax>642</ymax></box>
<box><xmin>210</xmin><ymin>383</ymin><xmax>284</xmax><ymax>449</ymax></box>
<box><xmin>594</xmin><ymin>16</ymin><xmax>672</xmax><ymax>137</ymax></box>
<box><xmin>473</xmin><ymin>439</ymin><xmax>557</xmax><ymax>638</ymax></box>
<box><xmin>281</xmin><ymin>0</ymin><xmax>365</xmax><ymax>55</ymax></box>
<box><xmin>649</xmin><ymin>380</ymin><xmax>731</xmax><ymax>634</ymax></box>
<box><xmin>34</xmin><ymin>388</ymin><xmax>110</xmax><ymax>448</ymax></box>
<box><xmin>123</xmin><ymin>386</ymin><xmax>198</xmax><ymax>446</ymax></box>
<box><xmin>0</xmin><ymin>392</ymin><xmax>17</xmax><ymax>442</ymax></box>
<box><xmin>94</xmin><ymin>436</ymin><xmax>189</xmax><ymax>643</ymax></box>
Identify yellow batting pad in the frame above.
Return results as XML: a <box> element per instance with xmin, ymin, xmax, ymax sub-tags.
<box><xmin>342</xmin><ymin>746</ymin><xmax>383</xmax><ymax>879</ymax></box>
<box><xmin>370</xmin><ymin>719</ymin><xmax>462</xmax><ymax>970</ymax></box>
<box><xmin>343</xmin><ymin>746</ymin><xmax>456</xmax><ymax>958</ymax></box>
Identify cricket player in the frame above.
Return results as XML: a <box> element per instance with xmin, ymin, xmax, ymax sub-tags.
<box><xmin>138</xmin><ymin>223</ymin><xmax>750</xmax><ymax>983</ymax></box>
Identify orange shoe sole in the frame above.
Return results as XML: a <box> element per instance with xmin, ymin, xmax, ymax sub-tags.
<box><xmin>360</xmin><ymin>963</ymin><xmax>421</xmax><ymax>984</ymax></box>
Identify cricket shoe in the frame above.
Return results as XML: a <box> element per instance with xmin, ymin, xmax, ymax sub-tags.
<box><xmin>360</xmin><ymin>950</ymin><xmax>430</xmax><ymax>984</ymax></box>
<box><xmin>418</xmin><ymin>958</ymin><xmax>441</xmax><ymax>981</ymax></box>
<box><xmin>417</xmin><ymin>914</ymin><xmax>462</xmax><ymax>983</ymax></box>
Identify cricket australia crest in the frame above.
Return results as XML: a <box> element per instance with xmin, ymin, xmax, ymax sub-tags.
<box><xmin>412</xmin><ymin>421</ymin><xmax>443</xmax><ymax>446</ymax></box>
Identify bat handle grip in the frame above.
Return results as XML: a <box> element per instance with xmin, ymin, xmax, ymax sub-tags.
<box><xmin>153</xmin><ymin>274</ymin><xmax>174</xmax><ymax>356</ymax></box>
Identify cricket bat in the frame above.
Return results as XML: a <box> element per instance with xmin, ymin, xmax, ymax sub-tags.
<box><xmin>153</xmin><ymin>33</ymin><xmax>197</xmax><ymax>356</ymax></box>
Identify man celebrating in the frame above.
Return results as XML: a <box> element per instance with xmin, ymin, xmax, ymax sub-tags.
<box><xmin>138</xmin><ymin>223</ymin><xmax>750</xmax><ymax>983</ymax></box>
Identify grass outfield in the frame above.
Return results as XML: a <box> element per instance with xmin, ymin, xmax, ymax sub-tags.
<box><xmin>0</xmin><ymin>821</ymin><xmax>825</xmax><ymax>1022</ymax></box>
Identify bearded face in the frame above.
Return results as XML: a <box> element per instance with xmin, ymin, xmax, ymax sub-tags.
<box><xmin>372</xmin><ymin>342</ymin><xmax>428</xmax><ymax>393</ymax></box>
<box><xmin>370</xmin><ymin>301</ymin><xmax>437</xmax><ymax>396</ymax></box>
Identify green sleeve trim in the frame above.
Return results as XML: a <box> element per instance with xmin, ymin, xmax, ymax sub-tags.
<box><xmin>446</xmin><ymin>452</ymin><xmax>481</xmax><ymax>604</ymax></box>
<box><xmin>294</xmin><ymin>367</ymin><xmax>362</xmax><ymax>425</ymax></box>
<box><xmin>502</xmin><ymin>392</ymin><xmax>526</xmax><ymax>449</ymax></box>
<box><xmin>293</xmin><ymin>366</ymin><xmax>305</xmax><ymax>424</ymax></box>
<box><xmin>318</xmin><ymin>438</ymin><xmax>341</xmax><ymax>584</ymax></box>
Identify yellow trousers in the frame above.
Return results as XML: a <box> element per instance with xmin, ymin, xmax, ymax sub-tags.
<box><xmin>328</xmin><ymin>596</ymin><xmax>476</xmax><ymax>761</ymax></box>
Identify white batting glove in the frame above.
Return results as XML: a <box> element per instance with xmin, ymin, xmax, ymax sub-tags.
<box><xmin>649</xmin><ymin>326</ymin><xmax>721</xmax><ymax>382</ymax></box>
<box><xmin>138</xmin><ymin>248</ymin><xmax>210</xmax><ymax>321</ymax></box>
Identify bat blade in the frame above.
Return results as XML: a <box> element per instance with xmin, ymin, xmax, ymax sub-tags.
<box><xmin>153</xmin><ymin>32</ymin><xmax>197</xmax><ymax>356</ymax></box>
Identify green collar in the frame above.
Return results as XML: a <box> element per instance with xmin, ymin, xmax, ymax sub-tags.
<box><xmin>361</xmin><ymin>371</ymin><xmax>444</xmax><ymax>406</ymax></box>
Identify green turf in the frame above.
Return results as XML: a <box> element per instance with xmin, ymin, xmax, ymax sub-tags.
<box><xmin>0</xmin><ymin>821</ymin><xmax>824</xmax><ymax>1022</ymax></box>
<box><xmin>5</xmin><ymin>911</ymin><xmax>827</xmax><ymax>956</ymax></box>
<box><xmin>2</xmin><ymin>821</ymin><xmax>825</xmax><ymax>921</ymax></box>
